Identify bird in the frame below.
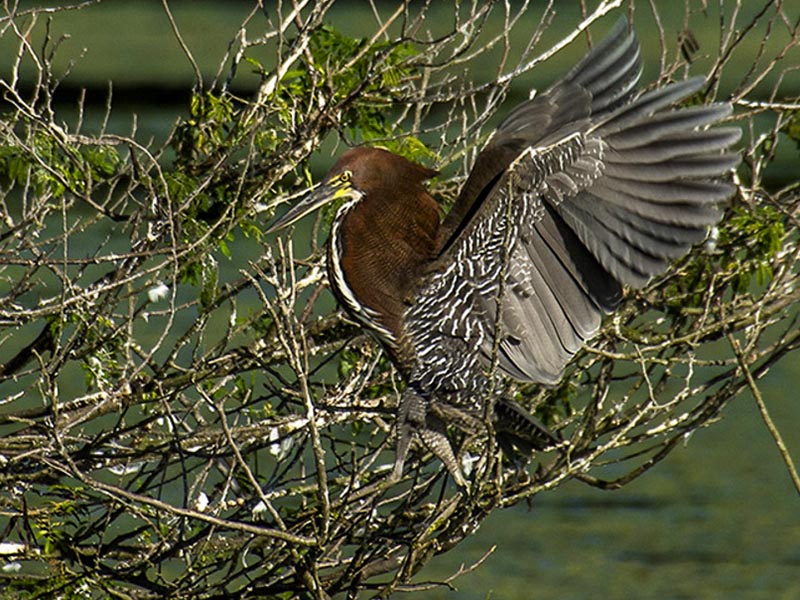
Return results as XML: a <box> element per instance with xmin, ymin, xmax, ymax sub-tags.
<box><xmin>267</xmin><ymin>18</ymin><xmax>741</xmax><ymax>487</ymax></box>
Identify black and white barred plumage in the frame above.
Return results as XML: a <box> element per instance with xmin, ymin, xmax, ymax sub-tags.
<box><xmin>396</xmin><ymin>19</ymin><xmax>739</xmax><ymax>482</ymax></box>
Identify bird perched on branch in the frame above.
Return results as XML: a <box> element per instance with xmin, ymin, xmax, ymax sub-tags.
<box><xmin>268</xmin><ymin>18</ymin><xmax>741</xmax><ymax>486</ymax></box>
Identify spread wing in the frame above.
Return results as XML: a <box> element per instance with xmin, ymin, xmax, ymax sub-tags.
<box><xmin>408</xmin><ymin>18</ymin><xmax>741</xmax><ymax>388</ymax></box>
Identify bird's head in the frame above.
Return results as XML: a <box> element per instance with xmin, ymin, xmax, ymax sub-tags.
<box><xmin>266</xmin><ymin>147</ymin><xmax>437</xmax><ymax>233</ymax></box>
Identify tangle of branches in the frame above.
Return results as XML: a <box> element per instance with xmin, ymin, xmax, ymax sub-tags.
<box><xmin>0</xmin><ymin>1</ymin><xmax>798</xmax><ymax>597</ymax></box>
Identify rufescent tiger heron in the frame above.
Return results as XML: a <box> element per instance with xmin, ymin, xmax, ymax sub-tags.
<box><xmin>267</xmin><ymin>18</ymin><xmax>741</xmax><ymax>487</ymax></box>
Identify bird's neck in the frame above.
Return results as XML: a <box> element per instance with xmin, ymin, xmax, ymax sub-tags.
<box><xmin>329</xmin><ymin>186</ymin><xmax>441</xmax><ymax>364</ymax></box>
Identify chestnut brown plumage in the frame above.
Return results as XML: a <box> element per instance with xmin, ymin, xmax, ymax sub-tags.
<box><xmin>267</xmin><ymin>18</ymin><xmax>741</xmax><ymax>486</ymax></box>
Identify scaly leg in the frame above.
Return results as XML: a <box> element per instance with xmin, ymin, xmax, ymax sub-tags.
<box><xmin>392</xmin><ymin>386</ymin><xmax>467</xmax><ymax>487</ymax></box>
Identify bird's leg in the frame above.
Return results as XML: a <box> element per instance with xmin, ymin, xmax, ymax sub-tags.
<box><xmin>419</xmin><ymin>414</ymin><xmax>466</xmax><ymax>488</ymax></box>
<box><xmin>391</xmin><ymin>385</ymin><xmax>426</xmax><ymax>482</ymax></box>
<box><xmin>391</xmin><ymin>416</ymin><xmax>412</xmax><ymax>484</ymax></box>
<box><xmin>392</xmin><ymin>386</ymin><xmax>467</xmax><ymax>488</ymax></box>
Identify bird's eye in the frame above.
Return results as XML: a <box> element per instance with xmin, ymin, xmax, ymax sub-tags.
<box><xmin>338</xmin><ymin>170</ymin><xmax>352</xmax><ymax>183</ymax></box>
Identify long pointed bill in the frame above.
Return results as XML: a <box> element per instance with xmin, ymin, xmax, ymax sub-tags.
<box><xmin>266</xmin><ymin>181</ymin><xmax>340</xmax><ymax>234</ymax></box>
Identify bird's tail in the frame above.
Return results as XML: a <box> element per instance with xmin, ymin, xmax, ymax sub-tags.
<box><xmin>493</xmin><ymin>397</ymin><xmax>561</xmax><ymax>462</ymax></box>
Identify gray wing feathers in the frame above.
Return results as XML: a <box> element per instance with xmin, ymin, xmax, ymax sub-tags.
<box><xmin>491</xmin><ymin>24</ymin><xmax>739</xmax><ymax>383</ymax></box>
<box><xmin>490</xmin><ymin>213</ymin><xmax>609</xmax><ymax>385</ymax></box>
<box><xmin>410</xmin><ymin>18</ymin><xmax>740</xmax><ymax>387</ymax></box>
<box><xmin>603</xmin><ymin>128</ymin><xmax>741</xmax><ymax>163</ymax></box>
<box><xmin>595</xmin><ymin>76</ymin><xmax>706</xmax><ymax>132</ymax></box>
<box><xmin>496</xmin><ymin>20</ymin><xmax>641</xmax><ymax>143</ymax></box>
<box><xmin>605</xmin><ymin>104</ymin><xmax>733</xmax><ymax>149</ymax></box>
<box><xmin>551</xmin><ymin>79</ymin><xmax>741</xmax><ymax>289</ymax></box>
<box><xmin>603</xmin><ymin>153</ymin><xmax>740</xmax><ymax>181</ymax></box>
<box><xmin>561</xmin><ymin>17</ymin><xmax>642</xmax><ymax>112</ymax></box>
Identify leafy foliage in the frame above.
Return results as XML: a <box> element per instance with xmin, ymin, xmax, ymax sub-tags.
<box><xmin>723</xmin><ymin>204</ymin><xmax>786</xmax><ymax>293</ymax></box>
